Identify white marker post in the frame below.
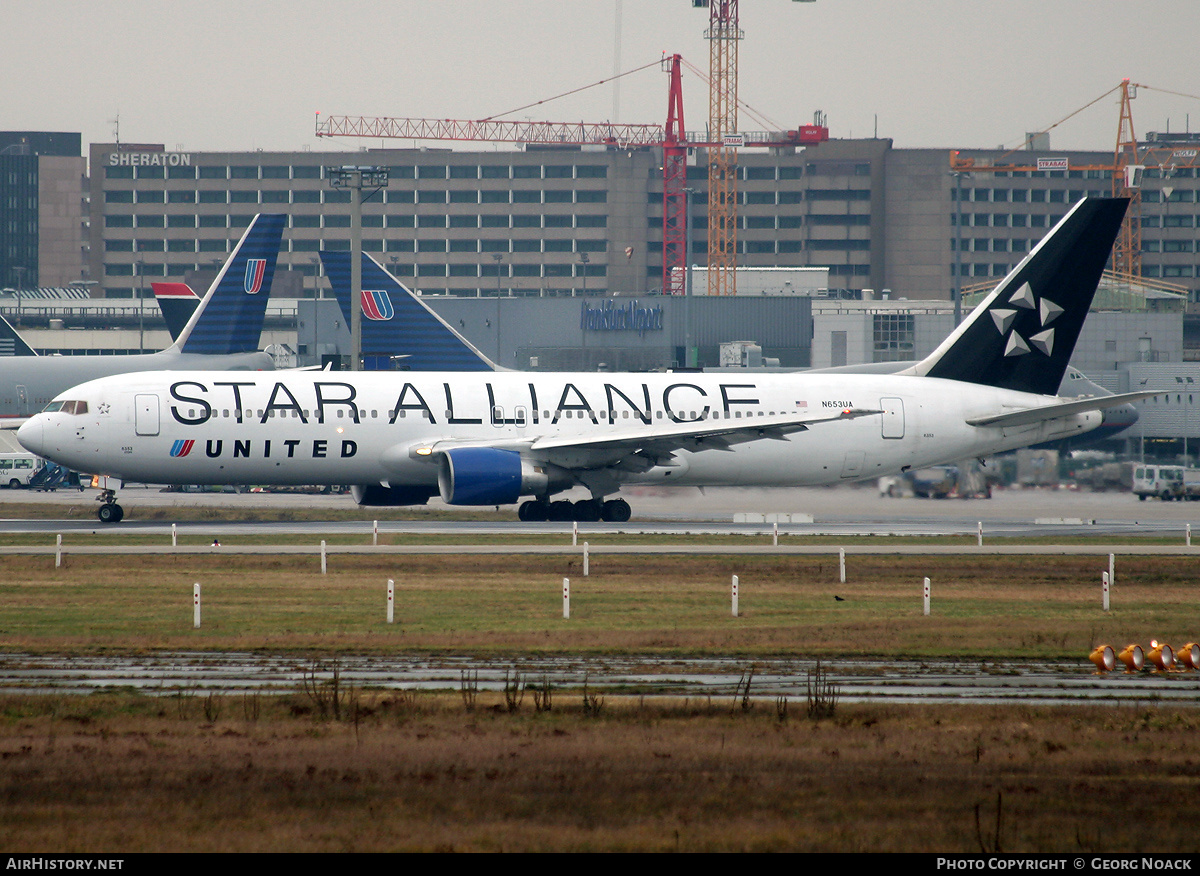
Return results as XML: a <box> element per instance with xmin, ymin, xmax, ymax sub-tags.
<box><xmin>1102</xmin><ymin>571</ymin><xmax>1110</xmax><ymax>612</ymax></box>
<box><xmin>1188</xmin><ymin>523</ymin><xmax>1192</xmax><ymax>548</ymax></box>
<box><xmin>732</xmin><ymin>575</ymin><xmax>739</xmax><ymax>618</ymax></box>
<box><xmin>374</xmin><ymin>520</ymin><xmax>378</xmax><ymax>547</ymax></box>
<box><xmin>923</xmin><ymin>577</ymin><xmax>931</xmax><ymax>616</ymax></box>
<box><xmin>193</xmin><ymin>582</ymin><xmax>201</xmax><ymax>629</ymax></box>
<box><xmin>172</xmin><ymin>523</ymin><xmax>177</xmax><ymax>548</ymax></box>
<box><xmin>321</xmin><ymin>540</ymin><xmax>327</xmax><ymax>575</ymax></box>
<box><xmin>583</xmin><ymin>542</ymin><xmax>589</xmax><ymax>577</ymax></box>
<box><xmin>572</xmin><ymin>521</ymin><xmax>578</xmax><ymax>547</ymax></box>
<box><xmin>773</xmin><ymin>522</ymin><xmax>778</xmax><ymax>547</ymax></box>
<box><xmin>977</xmin><ymin>521</ymin><xmax>983</xmax><ymax>547</ymax></box>
<box><xmin>54</xmin><ymin>534</ymin><xmax>62</xmax><ymax>569</ymax></box>
<box><xmin>1109</xmin><ymin>553</ymin><xmax>1115</xmax><ymax>591</ymax></box>
<box><xmin>839</xmin><ymin>548</ymin><xmax>846</xmax><ymax>584</ymax></box>
<box><xmin>562</xmin><ymin>577</ymin><xmax>570</xmax><ymax>619</ymax></box>
<box><xmin>387</xmin><ymin>578</ymin><xmax>395</xmax><ymax>624</ymax></box>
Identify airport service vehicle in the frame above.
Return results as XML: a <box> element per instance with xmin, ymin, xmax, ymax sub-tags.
<box><xmin>1132</xmin><ymin>464</ymin><xmax>1200</xmax><ymax>501</ymax></box>
<box><xmin>0</xmin><ymin>452</ymin><xmax>41</xmax><ymax>488</ymax></box>
<box><xmin>18</xmin><ymin>199</ymin><xmax>1160</xmax><ymax>523</ymax></box>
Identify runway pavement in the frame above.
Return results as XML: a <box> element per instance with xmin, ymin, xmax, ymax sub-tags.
<box><xmin>1</xmin><ymin>483</ymin><xmax>1198</xmax><ymax>542</ymax></box>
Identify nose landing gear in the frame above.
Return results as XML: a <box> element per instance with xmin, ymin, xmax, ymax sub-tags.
<box><xmin>96</xmin><ymin>488</ymin><xmax>124</xmax><ymax>524</ymax></box>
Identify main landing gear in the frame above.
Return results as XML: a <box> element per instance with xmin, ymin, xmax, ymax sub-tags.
<box><xmin>517</xmin><ymin>497</ymin><xmax>631</xmax><ymax>523</ymax></box>
<box><xmin>96</xmin><ymin>488</ymin><xmax>124</xmax><ymax>524</ymax></box>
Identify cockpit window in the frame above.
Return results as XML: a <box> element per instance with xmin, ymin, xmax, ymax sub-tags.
<box><xmin>45</xmin><ymin>400</ymin><xmax>89</xmax><ymax>415</ymax></box>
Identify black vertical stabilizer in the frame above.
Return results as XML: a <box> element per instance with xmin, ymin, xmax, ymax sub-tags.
<box><xmin>0</xmin><ymin>313</ymin><xmax>37</xmax><ymax>357</ymax></box>
<box><xmin>915</xmin><ymin>198</ymin><xmax>1128</xmax><ymax>396</ymax></box>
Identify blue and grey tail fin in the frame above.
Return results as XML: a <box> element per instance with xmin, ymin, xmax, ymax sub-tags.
<box><xmin>319</xmin><ymin>251</ymin><xmax>497</xmax><ymax>371</ymax></box>
<box><xmin>911</xmin><ymin>198</ymin><xmax>1129</xmax><ymax>396</ymax></box>
<box><xmin>0</xmin><ymin>313</ymin><xmax>37</xmax><ymax>357</ymax></box>
<box><xmin>171</xmin><ymin>213</ymin><xmax>285</xmax><ymax>356</ymax></box>
<box><xmin>150</xmin><ymin>282</ymin><xmax>200</xmax><ymax>342</ymax></box>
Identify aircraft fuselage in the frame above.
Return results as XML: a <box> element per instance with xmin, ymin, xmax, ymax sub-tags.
<box><xmin>19</xmin><ymin>369</ymin><xmax>1098</xmax><ymax>491</ymax></box>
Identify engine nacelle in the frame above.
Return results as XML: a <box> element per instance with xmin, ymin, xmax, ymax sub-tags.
<box><xmin>351</xmin><ymin>484</ymin><xmax>437</xmax><ymax>507</ymax></box>
<box><xmin>437</xmin><ymin>447</ymin><xmax>563</xmax><ymax>505</ymax></box>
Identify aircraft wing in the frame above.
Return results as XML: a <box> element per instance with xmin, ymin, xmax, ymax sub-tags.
<box><xmin>391</xmin><ymin>406</ymin><xmax>882</xmax><ymax>477</ymax></box>
<box><xmin>527</xmin><ymin>406</ymin><xmax>882</xmax><ymax>457</ymax></box>
<box><xmin>965</xmin><ymin>391</ymin><xmax>1159</xmax><ymax>429</ymax></box>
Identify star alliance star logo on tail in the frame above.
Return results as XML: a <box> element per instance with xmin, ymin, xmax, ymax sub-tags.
<box><xmin>170</xmin><ymin>439</ymin><xmax>194</xmax><ymax>458</ymax></box>
<box><xmin>362</xmin><ymin>289</ymin><xmax>394</xmax><ymax>321</ymax></box>
<box><xmin>243</xmin><ymin>259</ymin><xmax>267</xmax><ymax>294</ymax></box>
<box><xmin>990</xmin><ymin>281</ymin><xmax>1062</xmax><ymax>358</ymax></box>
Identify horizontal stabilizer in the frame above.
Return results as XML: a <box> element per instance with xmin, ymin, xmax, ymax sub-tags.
<box><xmin>966</xmin><ymin>391</ymin><xmax>1160</xmax><ymax>429</ymax></box>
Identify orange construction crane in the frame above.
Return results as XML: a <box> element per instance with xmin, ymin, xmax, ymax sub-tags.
<box><xmin>950</xmin><ymin>80</ymin><xmax>1200</xmax><ymax>278</ymax></box>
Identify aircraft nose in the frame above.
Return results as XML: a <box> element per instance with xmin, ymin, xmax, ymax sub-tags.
<box><xmin>16</xmin><ymin>417</ymin><xmax>44</xmax><ymax>456</ymax></box>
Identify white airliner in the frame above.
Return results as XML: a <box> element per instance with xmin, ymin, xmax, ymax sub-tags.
<box><xmin>17</xmin><ymin>198</ymin><xmax>1156</xmax><ymax>523</ymax></box>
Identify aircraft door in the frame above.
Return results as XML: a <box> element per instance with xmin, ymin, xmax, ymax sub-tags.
<box><xmin>135</xmin><ymin>394</ymin><xmax>160</xmax><ymax>437</ymax></box>
<box><xmin>16</xmin><ymin>385</ymin><xmax>27</xmax><ymax>418</ymax></box>
<box><xmin>880</xmin><ymin>397</ymin><xmax>905</xmax><ymax>439</ymax></box>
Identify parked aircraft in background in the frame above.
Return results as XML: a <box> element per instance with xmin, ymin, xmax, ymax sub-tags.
<box><xmin>0</xmin><ymin>314</ymin><xmax>38</xmax><ymax>358</ymax></box>
<box><xmin>0</xmin><ymin>214</ymin><xmax>283</xmax><ymax>427</ymax></box>
<box><xmin>151</xmin><ymin>282</ymin><xmax>201</xmax><ymax>342</ymax></box>
<box><xmin>19</xmin><ymin>199</ymin><xmax>1159</xmax><ymax>523</ymax></box>
<box><xmin>319</xmin><ymin>250</ymin><xmax>495</xmax><ymax>371</ymax></box>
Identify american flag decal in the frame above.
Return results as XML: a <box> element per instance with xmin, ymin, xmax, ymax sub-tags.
<box><xmin>243</xmin><ymin>259</ymin><xmax>267</xmax><ymax>294</ymax></box>
<box><xmin>362</xmin><ymin>289</ymin><xmax>394</xmax><ymax>321</ymax></box>
<box><xmin>170</xmin><ymin>439</ymin><xmax>195</xmax><ymax>458</ymax></box>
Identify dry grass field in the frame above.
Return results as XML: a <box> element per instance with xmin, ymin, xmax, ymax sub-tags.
<box><xmin>0</xmin><ymin>692</ymin><xmax>1196</xmax><ymax>852</ymax></box>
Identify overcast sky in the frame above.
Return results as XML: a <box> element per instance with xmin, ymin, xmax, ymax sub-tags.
<box><xmin>6</xmin><ymin>1</ymin><xmax>1199</xmax><ymax>159</ymax></box>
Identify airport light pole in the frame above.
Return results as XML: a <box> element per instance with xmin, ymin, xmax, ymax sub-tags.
<box><xmin>327</xmin><ymin>166</ymin><xmax>388</xmax><ymax>371</ymax></box>
<box><xmin>135</xmin><ymin>260</ymin><xmax>146</xmax><ymax>352</ymax></box>
<box><xmin>578</xmin><ymin>251</ymin><xmax>589</xmax><ymax>295</ymax></box>
<box><xmin>951</xmin><ymin>170</ymin><xmax>969</xmax><ymax>326</ymax></box>
<box><xmin>684</xmin><ymin>187</ymin><xmax>696</xmax><ymax>367</ymax></box>
<box><xmin>11</xmin><ymin>266</ymin><xmax>27</xmax><ymax>327</ymax></box>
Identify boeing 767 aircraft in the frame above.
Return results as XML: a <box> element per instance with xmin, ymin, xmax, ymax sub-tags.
<box><xmin>18</xmin><ymin>198</ymin><xmax>1156</xmax><ymax>523</ymax></box>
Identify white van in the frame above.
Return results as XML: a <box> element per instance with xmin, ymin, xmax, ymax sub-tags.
<box><xmin>0</xmin><ymin>453</ymin><xmax>42</xmax><ymax>489</ymax></box>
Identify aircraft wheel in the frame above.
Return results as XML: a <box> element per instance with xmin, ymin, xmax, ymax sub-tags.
<box><xmin>573</xmin><ymin>499</ymin><xmax>602</xmax><ymax>522</ymax></box>
<box><xmin>601</xmin><ymin>498</ymin><xmax>631</xmax><ymax>523</ymax></box>
<box><xmin>547</xmin><ymin>500</ymin><xmax>575</xmax><ymax>522</ymax></box>
<box><xmin>97</xmin><ymin>503</ymin><xmax>121</xmax><ymax>524</ymax></box>
<box><xmin>518</xmin><ymin>500</ymin><xmax>548</xmax><ymax>522</ymax></box>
